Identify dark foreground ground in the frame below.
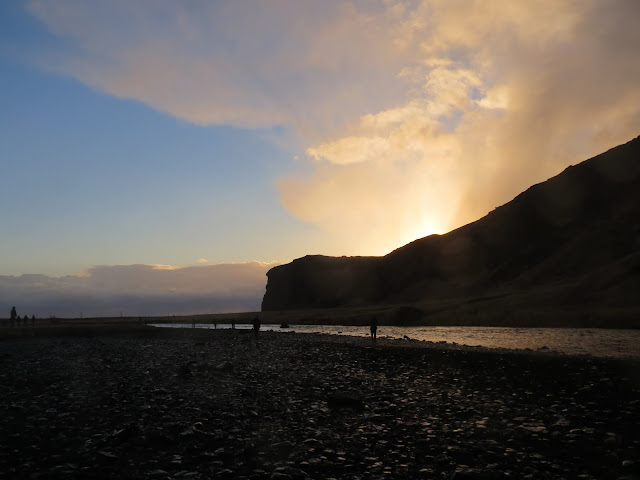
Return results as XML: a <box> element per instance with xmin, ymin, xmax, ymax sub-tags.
<box><xmin>1</xmin><ymin>328</ymin><xmax>639</xmax><ymax>480</ymax></box>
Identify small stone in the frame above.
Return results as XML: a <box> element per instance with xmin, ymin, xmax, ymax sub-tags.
<box><xmin>174</xmin><ymin>472</ymin><xmax>199</xmax><ymax>478</ymax></box>
<box><xmin>271</xmin><ymin>441</ymin><xmax>293</xmax><ymax>459</ymax></box>
<box><xmin>216</xmin><ymin>361</ymin><xmax>233</xmax><ymax>371</ymax></box>
<box><xmin>455</xmin><ymin>469</ymin><xmax>506</xmax><ymax>480</ymax></box>
<box><xmin>605</xmin><ymin>436</ymin><xmax>617</xmax><ymax>447</ymax></box>
<box><xmin>147</xmin><ymin>469</ymin><xmax>172</xmax><ymax>479</ymax></box>
<box><xmin>326</xmin><ymin>391</ymin><xmax>364</xmax><ymax>409</ymax></box>
<box><xmin>270</xmin><ymin>474</ymin><xmax>292</xmax><ymax>480</ymax></box>
<box><xmin>97</xmin><ymin>450</ymin><xmax>119</xmax><ymax>460</ymax></box>
<box><xmin>270</xmin><ymin>466</ymin><xmax>308</xmax><ymax>479</ymax></box>
<box><xmin>435</xmin><ymin>454</ymin><xmax>449</xmax><ymax>464</ymax></box>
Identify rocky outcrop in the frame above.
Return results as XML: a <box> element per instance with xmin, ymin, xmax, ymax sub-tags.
<box><xmin>262</xmin><ymin>255</ymin><xmax>383</xmax><ymax>310</ymax></box>
<box><xmin>263</xmin><ymin>135</ymin><xmax>640</xmax><ymax>312</ymax></box>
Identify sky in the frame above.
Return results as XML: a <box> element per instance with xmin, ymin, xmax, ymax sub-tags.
<box><xmin>1</xmin><ymin>0</ymin><xmax>640</xmax><ymax>317</ymax></box>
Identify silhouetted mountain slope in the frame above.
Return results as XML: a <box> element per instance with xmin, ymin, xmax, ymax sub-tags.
<box><xmin>262</xmin><ymin>136</ymin><xmax>640</xmax><ymax>320</ymax></box>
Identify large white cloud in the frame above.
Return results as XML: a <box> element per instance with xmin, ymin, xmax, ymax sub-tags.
<box><xmin>24</xmin><ymin>0</ymin><xmax>640</xmax><ymax>258</ymax></box>
<box><xmin>0</xmin><ymin>262</ymin><xmax>276</xmax><ymax>317</ymax></box>
<box><xmin>280</xmin><ymin>0</ymin><xmax>640</xmax><ymax>253</ymax></box>
<box><xmin>26</xmin><ymin>0</ymin><xmax>411</xmax><ymax>134</ymax></box>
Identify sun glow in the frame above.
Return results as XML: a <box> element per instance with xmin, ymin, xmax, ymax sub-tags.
<box><xmin>415</xmin><ymin>224</ymin><xmax>442</xmax><ymax>240</ymax></box>
<box><xmin>399</xmin><ymin>221</ymin><xmax>446</xmax><ymax>249</ymax></box>
<box><xmin>19</xmin><ymin>0</ymin><xmax>640</xmax><ymax>273</ymax></box>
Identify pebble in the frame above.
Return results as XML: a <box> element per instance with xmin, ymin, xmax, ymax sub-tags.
<box><xmin>0</xmin><ymin>330</ymin><xmax>637</xmax><ymax>479</ymax></box>
<box><xmin>147</xmin><ymin>469</ymin><xmax>172</xmax><ymax>479</ymax></box>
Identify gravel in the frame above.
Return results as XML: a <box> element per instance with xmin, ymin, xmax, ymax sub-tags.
<box><xmin>1</xmin><ymin>328</ymin><xmax>639</xmax><ymax>479</ymax></box>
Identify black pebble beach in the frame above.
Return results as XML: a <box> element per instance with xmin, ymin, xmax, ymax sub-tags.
<box><xmin>1</xmin><ymin>328</ymin><xmax>639</xmax><ymax>479</ymax></box>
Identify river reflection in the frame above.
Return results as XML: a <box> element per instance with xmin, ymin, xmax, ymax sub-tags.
<box><xmin>150</xmin><ymin>323</ymin><xmax>640</xmax><ymax>359</ymax></box>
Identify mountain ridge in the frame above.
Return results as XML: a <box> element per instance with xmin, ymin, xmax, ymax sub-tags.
<box><xmin>262</xmin><ymin>136</ymin><xmax>640</xmax><ymax>326</ymax></box>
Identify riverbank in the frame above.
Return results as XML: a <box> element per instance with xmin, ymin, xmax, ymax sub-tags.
<box><xmin>1</xmin><ymin>328</ymin><xmax>639</xmax><ymax>479</ymax></box>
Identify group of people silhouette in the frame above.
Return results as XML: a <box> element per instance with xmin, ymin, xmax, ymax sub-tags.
<box><xmin>4</xmin><ymin>307</ymin><xmax>378</xmax><ymax>339</ymax></box>
<box><xmin>7</xmin><ymin>306</ymin><xmax>36</xmax><ymax>327</ymax></box>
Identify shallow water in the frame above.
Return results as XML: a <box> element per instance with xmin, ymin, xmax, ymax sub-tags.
<box><xmin>150</xmin><ymin>323</ymin><xmax>640</xmax><ymax>359</ymax></box>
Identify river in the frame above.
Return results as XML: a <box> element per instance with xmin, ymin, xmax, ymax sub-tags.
<box><xmin>150</xmin><ymin>323</ymin><xmax>640</xmax><ymax>359</ymax></box>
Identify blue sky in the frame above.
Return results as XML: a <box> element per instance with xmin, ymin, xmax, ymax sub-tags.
<box><xmin>1</xmin><ymin>1</ymin><xmax>639</xmax><ymax>316</ymax></box>
<box><xmin>1</xmin><ymin>3</ymin><xmax>312</xmax><ymax>277</ymax></box>
<box><xmin>2</xmin><ymin>56</ymin><xmax>308</xmax><ymax>273</ymax></box>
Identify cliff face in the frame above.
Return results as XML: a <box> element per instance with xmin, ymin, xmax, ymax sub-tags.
<box><xmin>261</xmin><ymin>255</ymin><xmax>383</xmax><ymax>310</ymax></box>
<box><xmin>262</xmin><ymin>136</ymin><xmax>640</xmax><ymax>311</ymax></box>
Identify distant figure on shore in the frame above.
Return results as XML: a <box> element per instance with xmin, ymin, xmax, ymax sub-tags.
<box><xmin>370</xmin><ymin>316</ymin><xmax>378</xmax><ymax>342</ymax></box>
<box><xmin>31</xmin><ymin>315</ymin><xmax>35</xmax><ymax>327</ymax></box>
<box><xmin>10</xmin><ymin>306</ymin><xmax>17</xmax><ymax>327</ymax></box>
<box><xmin>192</xmin><ymin>318</ymin><xmax>196</xmax><ymax>329</ymax></box>
<box><xmin>252</xmin><ymin>316</ymin><xmax>261</xmax><ymax>339</ymax></box>
<box><xmin>23</xmin><ymin>315</ymin><xmax>28</xmax><ymax>326</ymax></box>
<box><xmin>231</xmin><ymin>320</ymin><xmax>235</xmax><ymax>329</ymax></box>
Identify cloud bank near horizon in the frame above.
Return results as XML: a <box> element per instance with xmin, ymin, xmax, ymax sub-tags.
<box><xmin>24</xmin><ymin>0</ymin><xmax>640</xmax><ymax>256</ymax></box>
<box><xmin>0</xmin><ymin>262</ymin><xmax>276</xmax><ymax>318</ymax></box>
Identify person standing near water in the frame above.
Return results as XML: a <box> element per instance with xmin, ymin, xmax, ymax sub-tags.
<box><xmin>10</xmin><ymin>306</ymin><xmax>17</xmax><ymax>327</ymax></box>
<box><xmin>370</xmin><ymin>316</ymin><xmax>378</xmax><ymax>342</ymax></box>
<box><xmin>252</xmin><ymin>316</ymin><xmax>261</xmax><ymax>339</ymax></box>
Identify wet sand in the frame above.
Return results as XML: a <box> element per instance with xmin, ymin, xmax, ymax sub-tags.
<box><xmin>1</xmin><ymin>328</ymin><xmax>639</xmax><ymax>479</ymax></box>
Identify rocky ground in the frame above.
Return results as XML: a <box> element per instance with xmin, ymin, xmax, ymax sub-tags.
<box><xmin>1</xmin><ymin>328</ymin><xmax>639</xmax><ymax>480</ymax></box>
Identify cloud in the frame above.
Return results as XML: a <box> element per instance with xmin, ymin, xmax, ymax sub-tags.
<box><xmin>0</xmin><ymin>262</ymin><xmax>277</xmax><ymax>317</ymax></box>
<box><xmin>279</xmin><ymin>0</ymin><xmax>640</xmax><ymax>253</ymax></box>
<box><xmin>22</xmin><ymin>0</ymin><xmax>640</xmax><ymax>257</ymax></box>
<box><xmin>25</xmin><ymin>0</ymin><xmax>411</xmax><ymax>134</ymax></box>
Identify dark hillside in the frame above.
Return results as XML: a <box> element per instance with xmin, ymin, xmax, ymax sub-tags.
<box><xmin>262</xmin><ymin>136</ymin><xmax>640</xmax><ymax>323</ymax></box>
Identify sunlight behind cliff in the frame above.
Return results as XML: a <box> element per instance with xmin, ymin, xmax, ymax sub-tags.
<box><xmin>23</xmin><ymin>0</ymin><xmax>640</xmax><ymax>262</ymax></box>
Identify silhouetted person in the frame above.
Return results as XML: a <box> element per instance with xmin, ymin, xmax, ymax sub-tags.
<box><xmin>231</xmin><ymin>320</ymin><xmax>235</xmax><ymax>329</ymax></box>
<box><xmin>10</xmin><ymin>306</ymin><xmax>17</xmax><ymax>327</ymax></box>
<box><xmin>252</xmin><ymin>316</ymin><xmax>261</xmax><ymax>339</ymax></box>
<box><xmin>31</xmin><ymin>315</ymin><xmax>36</xmax><ymax>328</ymax></box>
<box><xmin>370</xmin><ymin>316</ymin><xmax>378</xmax><ymax>342</ymax></box>
<box><xmin>23</xmin><ymin>315</ymin><xmax>28</xmax><ymax>326</ymax></box>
